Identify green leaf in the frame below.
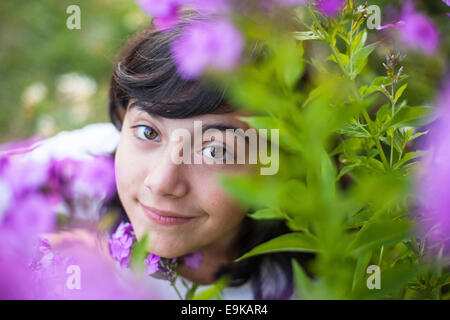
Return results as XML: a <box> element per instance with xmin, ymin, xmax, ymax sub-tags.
<box><xmin>352</xmin><ymin>250</ymin><xmax>372</xmax><ymax>291</ymax></box>
<box><xmin>375</xmin><ymin>103</ymin><xmax>390</xmax><ymax>124</ymax></box>
<box><xmin>347</xmin><ymin>220</ymin><xmax>412</xmax><ymax>256</ymax></box>
<box><xmin>219</xmin><ymin>174</ymin><xmax>279</xmax><ymax>208</ymax></box>
<box><xmin>355</xmin><ymin>263</ymin><xmax>427</xmax><ymax>299</ymax></box>
<box><xmin>336</xmin><ymin>123</ymin><xmax>371</xmax><ymax>138</ymax></box>
<box><xmin>130</xmin><ymin>234</ymin><xmax>149</xmax><ymax>273</ymax></box>
<box><xmin>350</xmin><ymin>30</ymin><xmax>367</xmax><ymax>54</ymax></box>
<box><xmin>248</xmin><ymin>207</ymin><xmax>284</xmax><ymax>220</ymax></box>
<box><xmin>381</xmin><ymin>106</ymin><xmax>433</xmax><ymax>133</ymax></box>
<box><xmin>336</xmin><ymin>164</ymin><xmax>360</xmax><ymax>181</ymax></box>
<box><xmin>346</xmin><ymin>44</ymin><xmax>375</xmax><ymax>79</ymax></box>
<box><xmin>393</xmin><ymin>84</ymin><xmax>408</xmax><ymax>104</ymax></box>
<box><xmin>192</xmin><ymin>276</ymin><xmax>230</xmax><ymax>300</ymax></box>
<box><xmin>235</xmin><ymin>232</ymin><xmax>320</xmax><ymax>262</ymax></box>
<box><xmin>293</xmin><ymin>31</ymin><xmax>320</xmax><ymax>41</ymax></box>
<box><xmin>328</xmin><ymin>51</ymin><xmax>349</xmax><ymax>68</ymax></box>
<box><xmin>393</xmin><ymin>151</ymin><xmax>426</xmax><ymax>169</ymax></box>
<box><xmin>292</xmin><ymin>259</ymin><xmax>314</xmax><ymax>299</ymax></box>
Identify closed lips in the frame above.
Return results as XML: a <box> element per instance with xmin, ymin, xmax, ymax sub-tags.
<box><xmin>140</xmin><ymin>203</ymin><xmax>195</xmax><ymax>219</ymax></box>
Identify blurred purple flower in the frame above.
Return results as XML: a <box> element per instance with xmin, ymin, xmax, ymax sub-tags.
<box><xmin>275</xmin><ymin>0</ymin><xmax>308</xmax><ymax>5</ymax></box>
<box><xmin>4</xmin><ymin>193</ymin><xmax>56</xmax><ymax>241</ymax></box>
<box><xmin>443</xmin><ymin>0</ymin><xmax>450</xmax><ymax>6</ymax></box>
<box><xmin>399</xmin><ymin>2</ymin><xmax>440</xmax><ymax>55</ymax></box>
<box><xmin>2</xmin><ymin>159</ymin><xmax>50</xmax><ymax>197</ymax></box>
<box><xmin>316</xmin><ymin>0</ymin><xmax>345</xmax><ymax>17</ymax></box>
<box><xmin>145</xmin><ymin>253</ymin><xmax>161</xmax><ymax>275</ymax></box>
<box><xmin>377</xmin><ymin>1</ymin><xmax>440</xmax><ymax>55</ymax></box>
<box><xmin>418</xmin><ymin>79</ymin><xmax>450</xmax><ymax>252</ymax></box>
<box><xmin>171</xmin><ymin>19</ymin><xmax>243</xmax><ymax>79</ymax></box>
<box><xmin>187</xmin><ymin>0</ymin><xmax>231</xmax><ymax>13</ymax></box>
<box><xmin>376</xmin><ymin>20</ymin><xmax>405</xmax><ymax>31</ymax></box>
<box><xmin>182</xmin><ymin>251</ymin><xmax>203</xmax><ymax>269</ymax></box>
<box><xmin>109</xmin><ymin>222</ymin><xmax>136</xmax><ymax>269</ymax></box>
<box><xmin>0</xmin><ymin>136</ymin><xmax>43</xmax><ymax>158</ymax></box>
<box><xmin>72</xmin><ymin>156</ymin><xmax>116</xmax><ymax>200</ymax></box>
<box><xmin>138</xmin><ymin>0</ymin><xmax>180</xmax><ymax>17</ymax></box>
<box><xmin>137</xmin><ymin>0</ymin><xmax>182</xmax><ymax>30</ymax></box>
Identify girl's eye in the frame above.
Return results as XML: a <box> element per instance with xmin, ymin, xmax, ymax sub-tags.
<box><xmin>202</xmin><ymin>145</ymin><xmax>228</xmax><ymax>161</ymax></box>
<box><xmin>134</xmin><ymin>125</ymin><xmax>160</xmax><ymax>142</ymax></box>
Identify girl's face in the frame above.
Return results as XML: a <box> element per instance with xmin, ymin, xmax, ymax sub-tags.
<box><xmin>114</xmin><ymin>106</ymin><xmax>255</xmax><ymax>258</ymax></box>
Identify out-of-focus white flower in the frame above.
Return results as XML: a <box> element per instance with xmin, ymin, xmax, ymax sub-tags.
<box><xmin>56</xmin><ymin>73</ymin><xmax>97</xmax><ymax>103</ymax></box>
<box><xmin>36</xmin><ymin>115</ymin><xmax>57</xmax><ymax>138</ymax></box>
<box><xmin>123</xmin><ymin>11</ymin><xmax>148</xmax><ymax>30</ymax></box>
<box><xmin>22</xmin><ymin>82</ymin><xmax>48</xmax><ymax>108</ymax></box>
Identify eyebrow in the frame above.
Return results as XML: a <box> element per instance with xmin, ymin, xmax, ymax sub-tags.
<box><xmin>130</xmin><ymin>108</ymin><xmax>248</xmax><ymax>140</ymax></box>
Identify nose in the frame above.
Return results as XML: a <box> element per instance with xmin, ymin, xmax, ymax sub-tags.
<box><xmin>143</xmin><ymin>148</ymin><xmax>189</xmax><ymax>198</ymax></box>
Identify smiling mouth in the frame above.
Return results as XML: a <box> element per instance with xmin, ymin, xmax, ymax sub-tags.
<box><xmin>139</xmin><ymin>203</ymin><xmax>196</xmax><ymax>226</ymax></box>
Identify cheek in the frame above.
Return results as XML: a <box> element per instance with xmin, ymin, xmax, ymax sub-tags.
<box><xmin>114</xmin><ymin>139</ymin><xmax>142</xmax><ymax>211</ymax></box>
<box><xmin>196</xmin><ymin>173</ymin><xmax>248</xmax><ymax>229</ymax></box>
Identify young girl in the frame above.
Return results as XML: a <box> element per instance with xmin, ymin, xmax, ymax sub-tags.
<box><xmin>23</xmin><ymin>12</ymin><xmax>314</xmax><ymax>300</ymax></box>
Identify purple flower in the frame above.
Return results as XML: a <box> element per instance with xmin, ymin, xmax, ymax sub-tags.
<box><xmin>316</xmin><ymin>0</ymin><xmax>345</xmax><ymax>17</ymax></box>
<box><xmin>171</xmin><ymin>18</ymin><xmax>243</xmax><ymax>79</ymax></box>
<box><xmin>138</xmin><ymin>0</ymin><xmax>181</xmax><ymax>17</ymax></box>
<box><xmin>70</xmin><ymin>156</ymin><xmax>116</xmax><ymax>200</ymax></box>
<box><xmin>0</xmin><ymin>136</ymin><xmax>43</xmax><ymax>158</ymax></box>
<box><xmin>377</xmin><ymin>1</ymin><xmax>440</xmax><ymax>55</ymax></box>
<box><xmin>145</xmin><ymin>253</ymin><xmax>161</xmax><ymax>275</ymax></box>
<box><xmin>376</xmin><ymin>20</ymin><xmax>405</xmax><ymax>31</ymax></box>
<box><xmin>137</xmin><ymin>0</ymin><xmax>181</xmax><ymax>30</ymax></box>
<box><xmin>2</xmin><ymin>158</ymin><xmax>51</xmax><ymax>197</ymax></box>
<box><xmin>443</xmin><ymin>0</ymin><xmax>450</xmax><ymax>6</ymax></box>
<box><xmin>2</xmin><ymin>193</ymin><xmax>56</xmax><ymax>247</ymax></box>
<box><xmin>109</xmin><ymin>222</ymin><xmax>135</xmax><ymax>269</ymax></box>
<box><xmin>418</xmin><ymin>79</ymin><xmax>450</xmax><ymax>253</ymax></box>
<box><xmin>186</xmin><ymin>0</ymin><xmax>231</xmax><ymax>13</ymax></box>
<box><xmin>182</xmin><ymin>251</ymin><xmax>203</xmax><ymax>269</ymax></box>
<box><xmin>275</xmin><ymin>0</ymin><xmax>308</xmax><ymax>5</ymax></box>
<box><xmin>399</xmin><ymin>2</ymin><xmax>440</xmax><ymax>55</ymax></box>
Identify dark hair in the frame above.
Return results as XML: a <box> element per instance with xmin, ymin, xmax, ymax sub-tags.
<box><xmin>108</xmin><ymin>15</ymin><xmax>314</xmax><ymax>300</ymax></box>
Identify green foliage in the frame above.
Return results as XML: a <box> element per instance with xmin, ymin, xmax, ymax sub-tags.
<box><xmin>216</xmin><ymin>1</ymin><xmax>449</xmax><ymax>300</ymax></box>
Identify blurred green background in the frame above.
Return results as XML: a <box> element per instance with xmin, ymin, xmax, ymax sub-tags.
<box><xmin>0</xmin><ymin>0</ymin><xmax>149</xmax><ymax>143</ymax></box>
<box><xmin>0</xmin><ymin>0</ymin><xmax>448</xmax><ymax>144</ymax></box>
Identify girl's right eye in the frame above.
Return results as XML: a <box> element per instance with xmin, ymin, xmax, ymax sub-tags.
<box><xmin>132</xmin><ymin>125</ymin><xmax>160</xmax><ymax>142</ymax></box>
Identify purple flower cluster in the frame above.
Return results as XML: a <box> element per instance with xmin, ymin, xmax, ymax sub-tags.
<box><xmin>0</xmin><ymin>144</ymin><xmax>125</xmax><ymax>298</ymax></box>
<box><xmin>417</xmin><ymin>78</ymin><xmax>450</xmax><ymax>253</ymax></box>
<box><xmin>171</xmin><ymin>19</ymin><xmax>243</xmax><ymax>79</ymax></box>
<box><xmin>136</xmin><ymin>0</ymin><xmax>355</xmax><ymax>79</ymax></box>
<box><xmin>377</xmin><ymin>1</ymin><xmax>440</xmax><ymax>55</ymax></box>
<box><xmin>109</xmin><ymin>221</ymin><xmax>204</xmax><ymax>281</ymax></box>
<box><xmin>109</xmin><ymin>222</ymin><xmax>136</xmax><ymax>269</ymax></box>
<box><xmin>137</xmin><ymin>0</ymin><xmax>231</xmax><ymax>30</ymax></box>
<box><xmin>316</xmin><ymin>0</ymin><xmax>345</xmax><ymax>17</ymax></box>
<box><xmin>137</xmin><ymin>0</ymin><xmax>242</xmax><ymax>79</ymax></box>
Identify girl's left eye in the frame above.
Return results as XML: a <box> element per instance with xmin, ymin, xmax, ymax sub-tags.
<box><xmin>134</xmin><ymin>125</ymin><xmax>160</xmax><ymax>142</ymax></box>
<box><xmin>202</xmin><ymin>145</ymin><xmax>228</xmax><ymax>161</ymax></box>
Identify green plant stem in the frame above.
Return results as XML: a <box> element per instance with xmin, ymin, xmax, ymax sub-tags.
<box><xmin>390</xmin><ymin>79</ymin><xmax>395</xmax><ymax>167</ymax></box>
<box><xmin>170</xmin><ymin>273</ymin><xmax>184</xmax><ymax>300</ymax></box>
<box><xmin>362</xmin><ymin>109</ymin><xmax>390</xmax><ymax>170</ymax></box>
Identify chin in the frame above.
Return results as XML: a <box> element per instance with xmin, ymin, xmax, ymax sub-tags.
<box><xmin>147</xmin><ymin>245</ymin><xmax>187</xmax><ymax>259</ymax></box>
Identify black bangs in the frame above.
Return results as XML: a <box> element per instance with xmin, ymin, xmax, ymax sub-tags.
<box><xmin>109</xmin><ymin>17</ymin><xmax>236</xmax><ymax>130</ymax></box>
